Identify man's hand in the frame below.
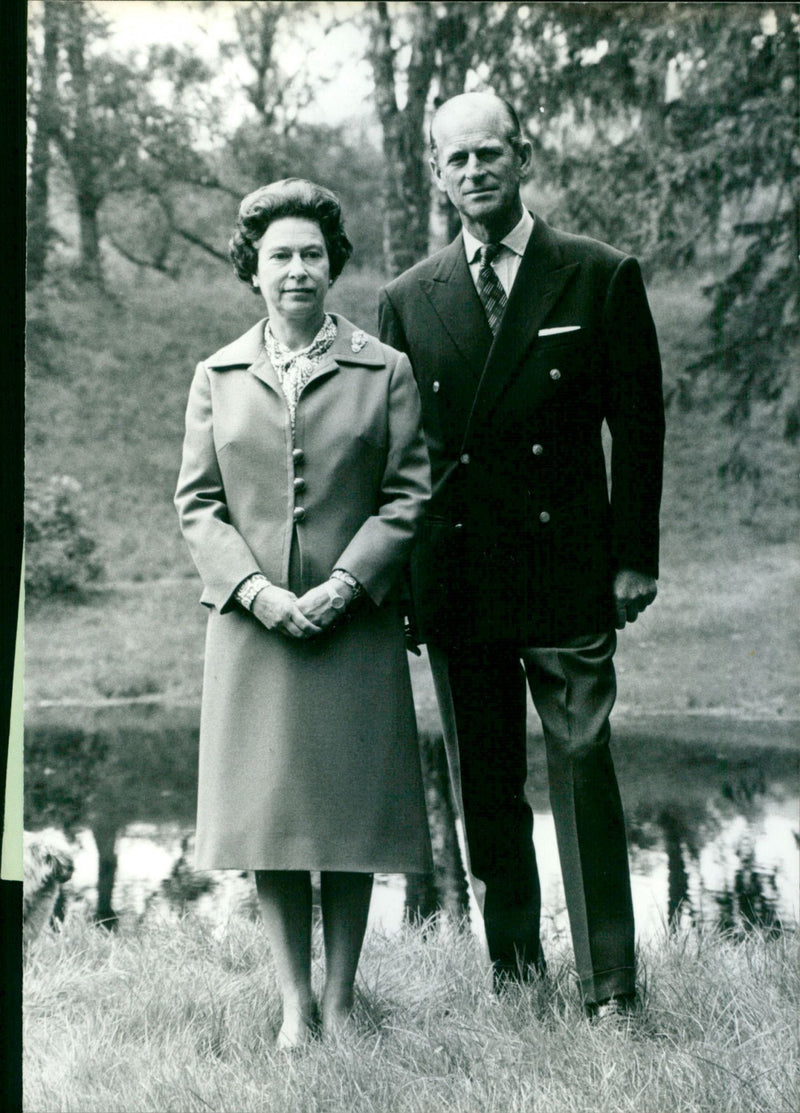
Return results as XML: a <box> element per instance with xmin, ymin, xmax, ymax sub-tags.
<box><xmin>613</xmin><ymin>569</ymin><xmax>657</xmax><ymax>629</ymax></box>
<box><xmin>251</xmin><ymin>584</ymin><xmax>322</xmax><ymax>639</ymax></box>
<box><xmin>296</xmin><ymin>579</ymin><xmax>353</xmax><ymax>632</ymax></box>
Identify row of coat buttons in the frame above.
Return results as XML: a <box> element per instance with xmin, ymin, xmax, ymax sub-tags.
<box><xmin>431</xmin><ymin>368</ymin><xmax>560</xmax><ymax>395</ymax></box>
<box><xmin>446</xmin><ymin>368</ymin><xmax>557</xmax><ymax>526</ymax></box>
<box><xmin>462</xmin><ymin>448</ymin><xmax>545</xmax><ymax>461</ymax></box>
<box><xmin>450</xmin><ymin>512</ymin><xmax>550</xmax><ymax>528</ymax></box>
<box><xmin>458</xmin><ymin>444</ymin><xmax>544</xmax><ymax>463</ymax></box>
<box><xmin>292</xmin><ymin>448</ymin><xmax>306</xmax><ymax>521</ymax></box>
<box><xmin>457</xmin><ymin>449</ymin><xmax>549</xmax><ymax>522</ymax></box>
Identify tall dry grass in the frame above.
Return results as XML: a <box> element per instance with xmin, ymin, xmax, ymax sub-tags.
<box><xmin>24</xmin><ymin>905</ymin><xmax>798</xmax><ymax>1113</ymax></box>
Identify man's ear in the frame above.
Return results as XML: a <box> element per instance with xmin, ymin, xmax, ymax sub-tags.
<box><xmin>429</xmin><ymin>154</ymin><xmax>447</xmax><ymax>194</ymax></box>
<box><xmin>517</xmin><ymin>139</ymin><xmax>534</xmax><ymax>181</ymax></box>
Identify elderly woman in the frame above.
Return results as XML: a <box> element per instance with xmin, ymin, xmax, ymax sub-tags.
<box><xmin>175</xmin><ymin>179</ymin><xmax>432</xmax><ymax>1049</ymax></box>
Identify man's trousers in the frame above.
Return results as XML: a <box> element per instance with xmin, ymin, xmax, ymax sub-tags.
<box><xmin>428</xmin><ymin>630</ymin><xmax>635</xmax><ymax>1005</ymax></box>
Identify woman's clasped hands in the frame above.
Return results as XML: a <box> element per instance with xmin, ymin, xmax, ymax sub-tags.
<box><xmin>251</xmin><ymin>579</ymin><xmax>354</xmax><ymax>639</ymax></box>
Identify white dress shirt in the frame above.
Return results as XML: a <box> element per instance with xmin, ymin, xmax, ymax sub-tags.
<box><xmin>462</xmin><ymin>208</ymin><xmax>534</xmax><ymax>297</ymax></box>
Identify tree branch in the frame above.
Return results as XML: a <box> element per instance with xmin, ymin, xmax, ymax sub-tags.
<box><xmin>170</xmin><ymin>224</ymin><xmax>230</xmax><ymax>263</ymax></box>
<box><xmin>106</xmin><ymin>234</ymin><xmax>175</xmax><ymax>275</ymax></box>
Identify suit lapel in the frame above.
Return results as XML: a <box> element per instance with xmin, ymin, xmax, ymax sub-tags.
<box><xmin>420</xmin><ymin>237</ymin><xmax>492</xmax><ymax>381</ymax></box>
<box><xmin>462</xmin><ymin>217</ymin><xmax>579</xmax><ymax>446</ymax></box>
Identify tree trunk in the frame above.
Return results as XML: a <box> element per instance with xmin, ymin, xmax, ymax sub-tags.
<box><xmin>233</xmin><ymin>1</ymin><xmax>284</xmax><ymax>126</ymax></box>
<box><xmin>60</xmin><ymin>1</ymin><xmax>104</xmax><ymax>285</ymax></box>
<box><xmin>366</xmin><ymin>3</ymin><xmax>471</xmax><ymax>924</ymax></box>
<box><xmin>92</xmin><ymin>819</ymin><xmax>119</xmax><ymax>929</ymax></box>
<box><xmin>367</xmin><ymin>0</ymin><xmax>437</xmax><ymax>275</ymax></box>
<box><xmin>26</xmin><ymin>1</ymin><xmax>61</xmax><ymax>289</ymax></box>
<box><xmin>405</xmin><ymin>732</ymin><xmax>470</xmax><ymax>927</ymax></box>
<box><xmin>431</xmin><ymin>4</ymin><xmax>471</xmax><ymax>250</ymax></box>
<box><xmin>659</xmin><ymin>809</ymin><xmax>690</xmax><ymax>930</ymax></box>
<box><xmin>76</xmin><ymin>190</ymin><xmax>103</xmax><ymax>284</ymax></box>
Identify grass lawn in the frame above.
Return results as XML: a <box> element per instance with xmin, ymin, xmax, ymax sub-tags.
<box><xmin>24</xmin><ymin>907</ymin><xmax>798</xmax><ymax>1113</ymax></box>
<box><xmin>24</xmin><ymin>533</ymin><xmax>799</xmax><ymax>723</ymax></box>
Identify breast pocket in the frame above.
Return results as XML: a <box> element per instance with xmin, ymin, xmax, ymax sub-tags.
<box><xmin>535</xmin><ymin>328</ymin><xmax>586</xmax><ymax>348</ymax></box>
<box><xmin>531</xmin><ymin>332</ymin><xmax>598</xmax><ymax>389</ymax></box>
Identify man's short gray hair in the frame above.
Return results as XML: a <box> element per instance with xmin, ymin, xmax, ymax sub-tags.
<box><xmin>429</xmin><ymin>94</ymin><xmax>524</xmax><ymax>158</ymax></box>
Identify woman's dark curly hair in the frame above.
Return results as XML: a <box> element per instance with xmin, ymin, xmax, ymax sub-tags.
<box><xmin>230</xmin><ymin>178</ymin><xmax>353</xmax><ymax>291</ymax></box>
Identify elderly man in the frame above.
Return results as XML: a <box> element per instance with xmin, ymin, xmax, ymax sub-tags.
<box><xmin>379</xmin><ymin>92</ymin><xmax>665</xmax><ymax>1019</ymax></box>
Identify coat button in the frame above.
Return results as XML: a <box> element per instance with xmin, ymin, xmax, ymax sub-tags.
<box><xmin>539</xmin><ymin>511</ymin><xmax>551</xmax><ymax>524</ymax></box>
<box><xmin>454</xmin><ymin>523</ymin><xmax>464</xmax><ymax>531</ymax></box>
<box><xmin>293</xmin><ymin>477</ymin><xmax>306</xmax><ymax>492</ymax></box>
<box><xmin>293</xmin><ymin>507</ymin><xmax>306</xmax><ymax>522</ymax></box>
<box><xmin>460</xmin><ymin>453</ymin><xmax>470</xmax><ymax>465</ymax></box>
<box><xmin>549</xmin><ymin>368</ymin><xmax>561</xmax><ymax>381</ymax></box>
<box><xmin>432</xmin><ymin>381</ymin><xmax>440</xmax><ymax>393</ymax></box>
<box><xmin>292</xmin><ymin>448</ymin><xmax>305</xmax><ymax>464</ymax></box>
<box><xmin>532</xmin><ymin>444</ymin><xmax>544</xmax><ymax>456</ymax></box>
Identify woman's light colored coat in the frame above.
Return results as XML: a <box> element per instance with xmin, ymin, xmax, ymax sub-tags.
<box><xmin>175</xmin><ymin>314</ymin><xmax>433</xmax><ymax>872</ymax></box>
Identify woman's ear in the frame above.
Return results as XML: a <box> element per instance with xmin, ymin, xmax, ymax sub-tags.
<box><xmin>252</xmin><ymin>276</ymin><xmax>260</xmax><ymax>289</ymax></box>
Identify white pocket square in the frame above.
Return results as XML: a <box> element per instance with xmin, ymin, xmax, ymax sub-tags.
<box><xmin>538</xmin><ymin>325</ymin><xmax>581</xmax><ymax>336</ymax></box>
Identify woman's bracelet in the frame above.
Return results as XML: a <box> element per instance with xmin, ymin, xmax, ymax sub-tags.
<box><xmin>236</xmin><ymin>573</ymin><xmax>272</xmax><ymax>611</ymax></box>
<box><xmin>331</xmin><ymin>568</ymin><xmax>363</xmax><ymax>600</ymax></box>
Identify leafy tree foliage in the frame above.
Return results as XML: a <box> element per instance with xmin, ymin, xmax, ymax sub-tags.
<box><xmin>481</xmin><ymin>3</ymin><xmax>798</xmax><ymax>441</ymax></box>
<box><xmin>27</xmin><ymin>1</ymin><xmax>256</xmax><ymax>284</ymax></box>
<box><xmin>27</xmin><ymin>2</ymin><xmax>797</xmax><ymax>451</ymax></box>
<box><xmin>27</xmin><ymin>0</ymin><xmax>385</xmax><ymax>283</ymax></box>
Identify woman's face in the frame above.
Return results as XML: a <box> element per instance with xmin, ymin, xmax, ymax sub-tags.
<box><xmin>254</xmin><ymin>217</ymin><xmax>330</xmax><ymax>326</ymax></box>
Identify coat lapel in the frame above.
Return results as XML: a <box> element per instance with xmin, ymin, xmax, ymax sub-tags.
<box><xmin>305</xmin><ymin>315</ymin><xmax>386</xmax><ymax>385</ymax></box>
<box><xmin>204</xmin><ymin>315</ymin><xmax>386</xmax><ymax>399</ymax></box>
<box><xmin>463</xmin><ymin>217</ymin><xmax>579</xmax><ymax>445</ymax></box>
<box><xmin>420</xmin><ymin>237</ymin><xmax>492</xmax><ymax>380</ymax></box>
<box><xmin>204</xmin><ymin>318</ymin><xmax>284</xmax><ymax>397</ymax></box>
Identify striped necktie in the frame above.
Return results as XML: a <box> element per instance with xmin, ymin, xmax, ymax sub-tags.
<box><xmin>476</xmin><ymin>243</ymin><xmax>507</xmax><ymax>335</ymax></box>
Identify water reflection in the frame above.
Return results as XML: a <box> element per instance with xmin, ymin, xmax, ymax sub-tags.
<box><xmin>25</xmin><ymin>708</ymin><xmax>799</xmax><ymax>940</ymax></box>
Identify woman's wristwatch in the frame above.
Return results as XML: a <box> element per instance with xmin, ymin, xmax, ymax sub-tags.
<box><xmin>235</xmin><ymin>573</ymin><xmax>272</xmax><ymax>612</ymax></box>
<box><xmin>330</xmin><ymin>568</ymin><xmax>363</xmax><ymax>601</ymax></box>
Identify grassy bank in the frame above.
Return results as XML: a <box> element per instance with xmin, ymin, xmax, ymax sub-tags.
<box><xmin>24</xmin><ymin>907</ymin><xmax>798</xmax><ymax>1113</ymax></box>
<box><xmin>23</xmin><ymin>538</ymin><xmax>800</xmax><ymax>721</ymax></box>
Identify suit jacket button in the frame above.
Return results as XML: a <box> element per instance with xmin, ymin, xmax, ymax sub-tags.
<box><xmin>293</xmin><ymin>507</ymin><xmax>306</xmax><ymax>522</ymax></box>
<box><xmin>549</xmin><ymin>368</ymin><xmax>561</xmax><ymax>381</ymax></box>
<box><xmin>292</xmin><ymin>448</ymin><xmax>305</xmax><ymax>464</ymax></box>
<box><xmin>539</xmin><ymin>511</ymin><xmax>551</xmax><ymax>524</ymax></box>
<box><xmin>453</xmin><ymin>523</ymin><xmax>464</xmax><ymax>530</ymax></box>
<box><xmin>532</xmin><ymin>444</ymin><xmax>544</xmax><ymax>456</ymax></box>
<box><xmin>460</xmin><ymin>453</ymin><xmax>470</xmax><ymax>465</ymax></box>
<box><xmin>432</xmin><ymin>381</ymin><xmax>440</xmax><ymax>393</ymax></box>
<box><xmin>293</xmin><ymin>477</ymin><xmax>306</xmax><ymax>492</ymax></box>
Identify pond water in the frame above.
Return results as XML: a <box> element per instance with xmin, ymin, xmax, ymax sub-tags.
<box><xmin>25</xmin><ymin>706</ymin><xmax>798</xmax><ymax>944</ymax></box>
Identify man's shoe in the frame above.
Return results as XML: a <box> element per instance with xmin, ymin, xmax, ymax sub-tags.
<box><xmin>586</xmin><ymin>993</ymin><xmax>638</xmax><ymax>1027</ymax></box>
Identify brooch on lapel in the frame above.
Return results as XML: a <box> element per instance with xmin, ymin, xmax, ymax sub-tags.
<box><xmin>350</xmin><ymin>329</ymin><xmax>368</xmax><ymax>353</ymax></box>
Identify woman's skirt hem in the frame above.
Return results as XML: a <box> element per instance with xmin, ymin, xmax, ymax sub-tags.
<box><xmin>193</xmin><ymin>858</ymin><xmax>433</xmax><ymax>874</ymax></box>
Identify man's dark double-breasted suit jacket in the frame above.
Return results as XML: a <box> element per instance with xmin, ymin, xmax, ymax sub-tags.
<box><xmin>378</xmin><ymin>213</ymin><xmax>665</xmax><ymax>648</ymax></box>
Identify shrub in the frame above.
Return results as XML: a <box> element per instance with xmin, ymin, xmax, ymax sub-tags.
<box><xmin>25</xmin><ymin>475</ymin><xmax>103</xmax><ymax>601</ymax></box>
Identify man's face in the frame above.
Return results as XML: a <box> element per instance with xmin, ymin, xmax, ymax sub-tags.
<box><xmin>430</xmin><ymin>99</ymin><xmax>531</xmax><ymax>234</ymax></box>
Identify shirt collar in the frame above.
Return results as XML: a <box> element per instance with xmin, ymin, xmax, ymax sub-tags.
<box><xmin>264</xmin><ymin>313</ymin><xmax>336</xmax><ymax>368</ymax></box>
<box><xmin>463</xmin><ymin>208</ymin><xmax>534</xmax><ymax>264</ymax></box>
